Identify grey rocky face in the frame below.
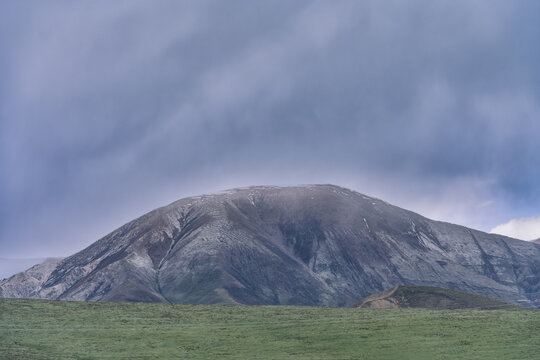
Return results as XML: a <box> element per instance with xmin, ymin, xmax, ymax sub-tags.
<box><xmin>2</xmin><ymin>185</ymin><xmax>540</xmax><ymax>308</ymax></box>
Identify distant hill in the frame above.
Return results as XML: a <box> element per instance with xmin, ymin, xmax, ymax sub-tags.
<box><xmin>355</xmin><ymin>285</ymin><xmax>523</xmax><ymax>310</ymax></box>
<box><xmin>0</xmin><ymin>258</ymin><xmax>47</xmax><ymax>280</ymax></box>
<box><xmin>0</xmin><ymin>258</ymin><xmax>62</xmax><ymax>297</ymax></box>
<box><xmin>533</xmin><ymin>239</ymin><xmax>540</xmax><ymax>244</ymax></box>
<box><xmin>2</xmin><ymin>185</ymin><xmax>540</xmax><ymax>307</ymax></box>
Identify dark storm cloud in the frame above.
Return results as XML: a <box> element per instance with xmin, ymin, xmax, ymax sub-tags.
<box><xmin>1</xmin><ymin>0</ymin><xmax>540</xmax><ymax>258</ymax></box>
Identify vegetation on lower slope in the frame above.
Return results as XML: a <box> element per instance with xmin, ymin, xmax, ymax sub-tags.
<box><xmin>356</xmin><ymin>285</ymin><xmax>524</xmax><ymax>309</ymax></box>
<box><xmin>1</xmin><ymin>298</ymin><xmax>539</xmax><ymax>359</ymax></box>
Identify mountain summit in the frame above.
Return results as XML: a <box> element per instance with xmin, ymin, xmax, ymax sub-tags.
<box><xmin>2</xmin><ymin>185</ymin><xmax>540</xmax><ymax>307</ymax></box>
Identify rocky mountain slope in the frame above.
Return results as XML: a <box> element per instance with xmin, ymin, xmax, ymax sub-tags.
<box><xmin>355</xmin><ymin>285</ymin><xmax>522</xmax><ymax>309</ymax></box>
<box><xmin>0</xmin><ymin>258</ymin><xmax>62</xmax><ymax>298</ymax></box>
<box><xmin>2</xmin><ymin>185</ymin><xmax>540</xmax><ymax>307</ymax></box>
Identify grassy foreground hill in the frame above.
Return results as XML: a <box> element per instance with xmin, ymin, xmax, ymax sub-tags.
<box><xmin>1</xmin><ymin>299</ymin><xmax>539</xmax><ymax>359</ymax></box>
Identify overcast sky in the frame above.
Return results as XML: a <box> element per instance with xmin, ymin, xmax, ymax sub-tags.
<box><xmin>1</xmin><ymin>0</ymin><xmax>540</xmax><ymax>261</ymax></box>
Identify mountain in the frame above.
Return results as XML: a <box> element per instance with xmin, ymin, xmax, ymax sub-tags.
<box><xmin>533</xmin><ymin>239</ymin><xmax>540</xmax><ymax>244</ymax></box>
<box><xmin>355</xmin><ymin>285</ymin><xmax>522</xmax><ymax>310</ymax></box>
<box><xmin>2</xmin><ymin>185</ymin><xmax>540</xmax><ymax>307</ymax></box>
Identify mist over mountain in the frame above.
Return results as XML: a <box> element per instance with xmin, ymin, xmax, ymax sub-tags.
<box><xmin>3</xmin><ymin>1</ymin><xmax>540</xmax><ymax>262</ymax></box>
<box><xmin>2</xmin><ymin>185</ymin><xmax>540</xmax><ymax>308</ymax></box>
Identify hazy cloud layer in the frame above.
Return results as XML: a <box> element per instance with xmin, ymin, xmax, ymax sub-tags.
<box><xmin>2</xmin><ymin>1</ymin><xmax>540</xmax><ymax>259</ymax></box>
<box><xmin>491</xmin><ymin>216</ymin><xmax>540</xmax><ymax>241</ymax></box>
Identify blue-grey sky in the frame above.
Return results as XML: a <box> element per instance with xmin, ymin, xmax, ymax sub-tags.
<box><xmin>2</xmin><ymin>0</ymin><xmax>540</xmax><ymax>260</ymax></box>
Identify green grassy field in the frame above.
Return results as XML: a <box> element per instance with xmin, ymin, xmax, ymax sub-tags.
<box><xmin>1</xmin><ymin>298</ymin><xmax>539</xmax><ymax>359</ymax></box>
